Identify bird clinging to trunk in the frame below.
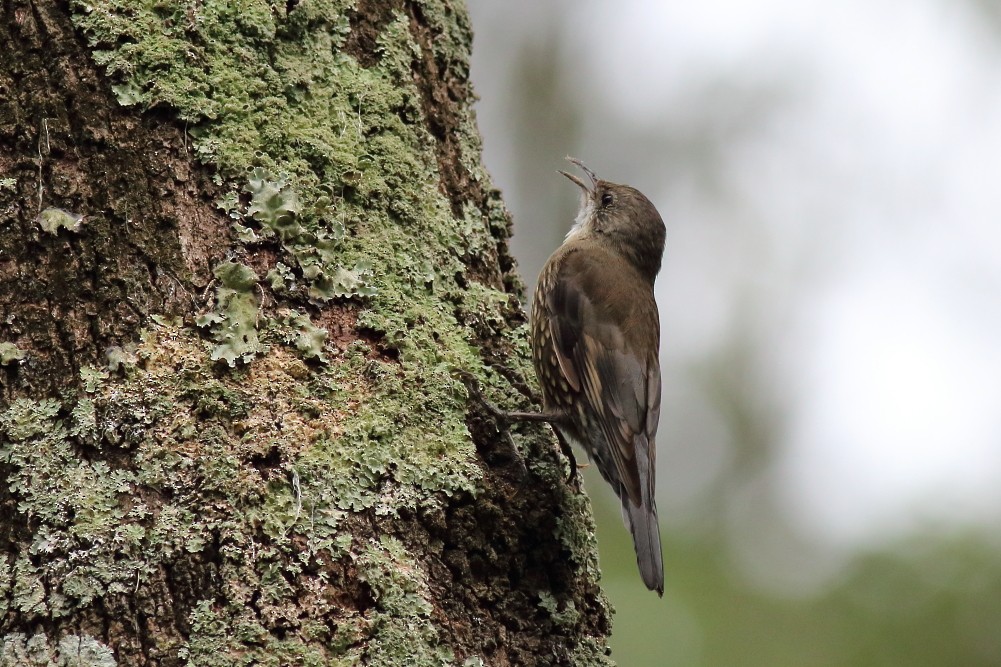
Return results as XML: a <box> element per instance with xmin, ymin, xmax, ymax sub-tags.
<box><xmin>531</xmin><ymin>157</ymin><xmax>665</xmax><ymax>595</ymax></box>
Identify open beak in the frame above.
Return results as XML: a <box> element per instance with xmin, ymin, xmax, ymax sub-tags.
<box><xmin>558</xmin><ymin>156</ymin><xmax>598</xmax><ymax>192</ymax></box>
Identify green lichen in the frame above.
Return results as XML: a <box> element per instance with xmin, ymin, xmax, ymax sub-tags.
<box><xmin>245</xmin><ymin>167</ymin><xmax>304</xmax><ymax>241</ymax></box>
<box><xmin>1</xmin><ymin>319</ymin><xmax>486</xmax><ymax>659</ymax></box>
<box><xmin>110</xmin><ymin>81</ymin><xmax>143</xmax><ymax>107</ymax></box>
<box><xmin>67</xmin><ymin>0</ymin><xmax>513</xmax><ymax>512</ymax></box>
<box><xmin>277</xmin><ymin>309</ymin><xmax>328</xmax><ymax>362</ymax></box>
<box><xmin>266</xmin><ymin>262</ymin><xmax>296</xmax><ymax>293</ymax></box>
<box><xmin>0</xmin><ymin>633</ymin><xmax>116</xmax><ymax>667</ymax></box>
<box><xmin>79</xmin><ymin>366</ymin><xmax>109</xmax><ymax>393</ymax></box>
<box><xmin>0</xmin><ymin>342</ymin><xmax>26</xmax><ymax>365</ymax></box>
<box><xmin>355</xmin><ymin>536</ymin><xmax>455</xmax><ymax>667</ymax></box>
<box><xmin>0</xmin><ymin>399</ymin><xmax>148</xmax><ymax>617</ymax></box>
<box><xmin>571</xmin><ymin>638</ymin><xmax>617</xmax><ymax>667</ymax></box>
<box><xmin>196</xmin><ymin>261</ymin><xmax>266</xmax><ymax>365</ymax></box>
<box><xmin>306</xmin><ymin>259</ymin><xmax>376</xmax><ymax>301</ymax></box>
<box><xmin>104</xmin><ymin>345</ymin><xmax>136</xmax><ymax>372</ymax></box>
<box><xmin>36</xmin><ymin>208</ymin><xmax>84</xmax><ymax>235</ymax></box>
<box><xmin>223</xmin><ymin>169</ymin><xmax>375</xmax><ymax>301</ymax></box>
<box><xmin>539</xmin><ymin>591</ymin><xmax>581</xmax><ymax>629</ymax></box>
<box><xmin>10</xmin><ymin>557</ymin><xmax>45</xmax><ymax>617</ymax></box>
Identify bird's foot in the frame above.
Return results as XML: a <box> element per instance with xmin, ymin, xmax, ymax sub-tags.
<box><xmin>552</xmin><ymin>430</ymin><xmax>583</xmax><ymax>488</ymax></box>
<box><xmin>453</xmin><ymin>369</ymin><xmax>511</xmax><ymax>423</ymax></box>
<box><xmin>454</xmin><ymin>369</ymin><xmax>580</xmax><ymax>486</ymax></box>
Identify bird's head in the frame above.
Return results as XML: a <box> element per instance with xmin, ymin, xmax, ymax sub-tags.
<box><xmin>560</xmin><ymin>157</ymin><xmax>667</xmax><ymax>281</ymax></box>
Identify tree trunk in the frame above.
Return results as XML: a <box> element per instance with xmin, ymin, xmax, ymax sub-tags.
<box><xmin>0</xmin><ymin>0</ymin><xmax>613</xmax><ymax>664</ymax></box>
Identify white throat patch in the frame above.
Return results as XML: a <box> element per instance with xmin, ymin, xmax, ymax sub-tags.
<box><xmin>566</xmin><ymin>196</ymin><xmax>596</xmax><ymax>240</ymax></box>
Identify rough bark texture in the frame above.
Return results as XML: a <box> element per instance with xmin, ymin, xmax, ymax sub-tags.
<box><xmin>0</xmin><ymin>0</ymin><xmax>613</xmax><ymax>665</ymax></box>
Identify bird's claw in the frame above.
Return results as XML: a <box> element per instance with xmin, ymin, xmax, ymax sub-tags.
<box><xmin>452</xmin><ymin>369</ymin><xmax>511</xmax><ymax>423</ymax></box>
<box><xmin>454</xmin><ymin>368</ymin><xmax>581</xmax><ymax>488</ymax></box>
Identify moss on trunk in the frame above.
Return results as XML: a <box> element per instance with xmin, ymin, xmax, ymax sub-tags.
<box><xmin>0</xmin><ymin>0</ymin><xmax>613</xmax><ymax>664</ymax></box>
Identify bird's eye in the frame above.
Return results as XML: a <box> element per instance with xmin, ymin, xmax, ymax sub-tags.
<box><xmin>600</xmin><ymin>193</ymin><xmax>614</xmax><ymax>207</ymax></box>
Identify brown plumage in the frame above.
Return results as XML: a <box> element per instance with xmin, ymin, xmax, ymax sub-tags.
<box><xmin>531</xmin><ymin>157</ymin><xmax>665</xmax><ymax>595</ymax></box>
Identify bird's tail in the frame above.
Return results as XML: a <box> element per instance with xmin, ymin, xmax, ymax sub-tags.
<box><xmin>622</xmin><ymin>494</ymin><xmax>664</xmax><ymax>596</ymax></box>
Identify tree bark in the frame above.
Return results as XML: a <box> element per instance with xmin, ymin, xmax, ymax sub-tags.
<box><xmin>0</xmin><ymin>0</ymin><xmax>613</xmax><ymax>665</ymax></box>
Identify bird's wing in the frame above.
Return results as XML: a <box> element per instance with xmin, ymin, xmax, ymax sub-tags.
<box><xmin>544</xmin><ymin>250</ymin><xmax>661</xmax><ymax>507</ymax></box>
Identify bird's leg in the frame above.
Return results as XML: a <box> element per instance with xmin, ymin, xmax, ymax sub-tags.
<box><xmin>456</xmin><ymin>370</ymin><xmax>580</xmax><ymax>484</ymax></box>
<box><xmin>550</xmin><ymin>428</ymin><xmax>581</xmax><ymax>484</ymax></box>
<box><xmin>456</xmin><ymin>370</ymin><xmax>563</xmax><ymax>424</ymax></box>
<box><xmin>453</xmin><ymin>370</ymin><xmax>528</xmax><ymax>476</ymax></box>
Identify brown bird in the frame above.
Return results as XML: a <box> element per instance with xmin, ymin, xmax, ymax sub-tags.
<box><xmin>540</xmin><ymin>158</ymin><xmax>665</xmax><ymax>595</ymax></box>
<box><xmin>484</xmin><ymin>157</ymin><xmax>666</xmax><ymax>594</ymax></box>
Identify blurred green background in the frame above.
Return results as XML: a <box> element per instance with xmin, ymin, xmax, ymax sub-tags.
<box><xmin>466</xmin><ymin>1</ymin><xmax>1001</xmax><ymax>664</ymax></box>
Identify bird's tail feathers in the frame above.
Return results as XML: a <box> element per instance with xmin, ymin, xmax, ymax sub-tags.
<box><xmin>621</xmin><ymin>496</ymin><xmax>664</xmax><ymax>596</ymax></box>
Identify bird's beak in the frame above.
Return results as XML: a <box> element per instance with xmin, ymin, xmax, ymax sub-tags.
<box><xmin>559</xmin><ymin>156</ymin><xmax>598</xmax><ymax>192</ymax></box>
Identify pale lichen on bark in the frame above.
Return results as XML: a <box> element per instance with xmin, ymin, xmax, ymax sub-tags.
<box><xmin>0</xmin><ymin>0</ymin><xmax>614</xmax><ymax>663</ymax></box>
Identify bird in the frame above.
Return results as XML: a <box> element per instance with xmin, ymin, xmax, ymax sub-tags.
<box><xmin>537</xmin><ymin>157</ymin><xmax>665</xmax><ymax>595</ymax></box>
<box><xmin>474</xmin><ymin>157</ymin><xmax>666</xmax><ymax>595</ymax></box>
